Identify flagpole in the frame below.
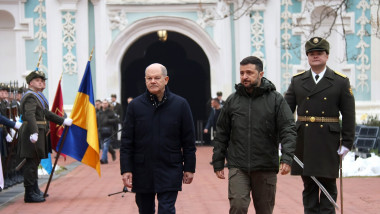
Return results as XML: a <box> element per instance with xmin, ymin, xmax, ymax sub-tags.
<box><xmin>340</xmin><ymin>140</ymin><xmax>343</xmax><ymax>214</ymax></box>
<box><xmin>43</xmin><ymin>127</ymin><xmax>69</xmax><ymax>198</ymax></box>
<box><xmin>36</xmin><ymin>54</ymin><xmax>42</xmax><ymax>70</ymax></box>
<box><xmin>43</xmin><ymin>47</ymin><xmax>95</xmax><ymax>198</ymax></box>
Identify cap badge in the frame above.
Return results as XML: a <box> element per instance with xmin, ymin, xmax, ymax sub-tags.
<box><xmin>313</xmin><ymin>38</ymin><xmax>319</xmax><ymax>44</ymax></box>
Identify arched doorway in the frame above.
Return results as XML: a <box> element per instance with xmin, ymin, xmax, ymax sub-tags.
<box><xmin>121</xmin><ymin>31</ymin><xmax>211</xmax><ymax>126</ymax></box>
<box><xmin>0</xmin><ymin>10</ymin><xmax>16</xmax><ymax>80</ymax></box>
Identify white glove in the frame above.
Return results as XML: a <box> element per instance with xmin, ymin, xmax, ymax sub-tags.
<box><xmin>63</xmin><ymin>118</ymin><xmax>73</xmax><ymax>126</ymax></box>
<box><xmin>337</xmin><ymin>145</ymin><xmax>350</xmax><ymax>159</ymax></box>
<box><xmin>15</xmin><ymin>116</ymin><xmax>20</xmax><ymax>122</ymax></box>
<box><xmin>6</xmin><ymin>134</ymin><xmax>13</xmax><ymax>143</ymax></box>
<box><xmin>30</xmin><ymin>133</ymin><xmax>38</xmax><ymax>143</ymax></box>
<box><xmin>10</xmin><ymin>128</ymin><xmax>16</xmax><ymax>138</ymax></box>
<box><xmin>14</xmin><ymin>121</ymin><xmax>22</xmax><ymax>129</ymax></box>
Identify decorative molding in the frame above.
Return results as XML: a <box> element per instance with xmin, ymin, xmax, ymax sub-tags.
<box><xmin>250</xmin><ymin>11</ymin><xmax>265</xmax><ymax>62</ymax></box>
<box><xmin>90</xmin><ymin>0</ymin><xmax>101</xmax><ymax>5</ymax></box>
<box><xmin>197</xmin><ymin>1</ymin><xmax>229</xmax><ymax>28</ymax></box>
<box><xmin>108</xmin><ymin>8</ymin><xmax>128</xmax><ymax>31</ymax></box>
<box><xmin>280</xmin><ymin>0</ymin><xmax>294</xmax><ymax>89</ymax></box>
<box><xmin>58</xmin><ymin>0</ymin><xmax>79</xmax><ymax>11</ymax></box>
<box><xmin>34</xmin><ymin>0</ymin><xmax>47</xmax><ymax>73</ymax></box>
<box><xmin>107</xmin><ymin>0</ymin><xmax>217</xmax><ymax>4</ymax></box>
<box><xmin>62</xmin><ymin>11</ymin><xmax>77</xmax><ymax>75</ymax></box>
<box><xmin>355</xmin><ymin>0</ymin><xmax>371</xmax><ymax>92</ymax></box>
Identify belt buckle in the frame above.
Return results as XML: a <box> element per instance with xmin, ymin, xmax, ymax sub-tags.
<box><xmin>310</xmin><ymin>116</ymin><xmax>316</xmax><ymax>122</ymax></box>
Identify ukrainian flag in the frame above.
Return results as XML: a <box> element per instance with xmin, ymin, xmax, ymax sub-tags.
<box><xmin>57</xmin><ymin>61</ymin><xmax>100</xmax><ymax>176</ymax></box>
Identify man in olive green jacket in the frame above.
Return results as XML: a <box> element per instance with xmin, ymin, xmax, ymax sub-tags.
<box><xmin>212</xmin><ymin>56</ymin><xmax>296</xmax><ymax>214</ymax></box>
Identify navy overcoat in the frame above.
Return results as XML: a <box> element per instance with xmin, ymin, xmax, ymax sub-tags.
<box><xmin>120</xmin><ymin>88</ymin><xmax>196</xmax><ymax>193</ymax></box>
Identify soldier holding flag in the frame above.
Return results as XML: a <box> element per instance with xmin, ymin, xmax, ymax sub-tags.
<box><xmin>17</xmin><ymin>70</ymin><xmax>73</xmax><ymax>203</ymax></box>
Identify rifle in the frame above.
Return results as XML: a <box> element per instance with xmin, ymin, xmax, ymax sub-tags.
<box><xmin>5</xmin><ymin>81</ymin><xmax>19</xmax><ymax>170</ymax></box>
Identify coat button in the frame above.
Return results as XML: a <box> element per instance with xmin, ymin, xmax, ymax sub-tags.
<box><xmin>324</xmin><ymin>97</ymin><xmax>327</xmax><ymax>100</ymax></box>
<box><xmin>322</xmin><ymin>111</ymin><xmax>325</xmax><ymax>114</ymax></box>
<box><xmin>307</xmin><ymin>97</ymin><xmax>310</xmax><ymax>100</ymax></box>
<box><xmin>306</xmin><ymin>124</ymin><xmax>309</xmax><ymax>127</ymax></box>
<box><xmin>320</xmin><ymin>125</ymin><xmax>324</xmax><ymax>128</ymax></box>
<box><xmin>306</xmin><ymin>110</ymin><xmax>309</xmax><ymax>114</ymax></box>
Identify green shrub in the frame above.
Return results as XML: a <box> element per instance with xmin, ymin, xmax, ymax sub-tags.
<box><xmin>363</xmin><ymin>115</ymin><xmax>380</xmax><ymax>127</ymax></box>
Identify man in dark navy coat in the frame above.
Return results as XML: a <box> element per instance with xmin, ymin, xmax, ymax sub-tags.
<box><xmin>285</xmin><ymin>37</ymin><xmax>356</xmax><ymax>214</ymax></box>
<box><xmin>120</xmin><ymin>63</ymin><xmax>196</xmax><ymax>214</ymax></box>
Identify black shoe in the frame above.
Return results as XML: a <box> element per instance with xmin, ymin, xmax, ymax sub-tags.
<box><xmin>24</xmin><ymin>186</ymin><xmax>45</xmax><ymax>203</ymax></box>
<box><xmin>100</xmin><ymin>159</ymin><xmax>108</xmax><ymax>164</ymax></box>
<box><xmin>111</xmin><ymin>152</ymin><xmax>116</xmax><ymax>161</ymax></box>
<box><xmin>209</xmin><ymin>161</ymin><xmax>213</xmax><ymax>165</ymax></box>
<box><xmin>34</xmin><ymin>182</ymin><xmax>49</xmax><ymax>198</ymax></box>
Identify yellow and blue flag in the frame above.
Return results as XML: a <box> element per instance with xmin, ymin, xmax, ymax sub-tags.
<box><xmin>57</xmin><ymin>61</ymin><xmax>100</xmax><ymax>176</ymax></box>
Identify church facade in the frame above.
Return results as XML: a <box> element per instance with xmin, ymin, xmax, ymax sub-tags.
<box><xmin>1</xmin><ymin>0</ymin><xmax>379</xmax><ymax>123</ymax></box>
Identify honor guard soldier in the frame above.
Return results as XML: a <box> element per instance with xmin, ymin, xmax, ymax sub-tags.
<box><xmin>285</xmin><ymin>37</ymin><xmax>356</xmax><ymax>213</ymax></box>
<box><xmin>18</xmin><ymin>70</ymin><xmax>73</xmax><ymax>203</ymax></box>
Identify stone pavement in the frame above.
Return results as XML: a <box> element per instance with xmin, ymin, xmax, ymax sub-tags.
<box><xmin>1</xmin><ymin>146</ymin><xmax>379</xmax><ymax>214</ymax></box>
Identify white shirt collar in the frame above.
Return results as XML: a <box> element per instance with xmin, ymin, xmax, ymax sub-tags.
<box><xmin>311</xmin><ymin>67</ymin><xmax>326</xmax><ymax>84</ymax></box>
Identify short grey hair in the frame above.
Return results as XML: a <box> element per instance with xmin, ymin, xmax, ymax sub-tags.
<box><xmin>145</xmin><ymin>63</ymin><xmax>167</xmax><ymax>76</ymax></box>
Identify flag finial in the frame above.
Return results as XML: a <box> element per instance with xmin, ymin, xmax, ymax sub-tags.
<box><xmin>89</xmin><ymin>47</ymin><xmax>94</xmax><ymax>61</ymax></box>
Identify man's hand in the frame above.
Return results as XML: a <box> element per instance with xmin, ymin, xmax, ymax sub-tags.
<box><xmin>337</xmin><ymin>146</ymin><xmax>350</xmax><ymax>159</ymax></box>
<box><xmin>215</xmin><ymin>170</ymin><xmax>225</xmax><ymax>179</ymax></box>
<box><xmin>63</xmin><ymin>118</ymin><xmax>73</xmax><ymax>126</ymax></box>
<box><xmin>203</xmin><ymin>129</ymin><xmax>208</xmax><ymax>134</ymax></box>
<box><xmin>183</xmin><ymin>172</ymin><xmax>194</xmax><ymax>184</ymax></box>
<box><xmin>122</xmin><ymin>172</ymin><xmax>133</xmax><ymax>188</ymax></box>
<box><xmin>279</xmin><ymin>163</ymin><xmax>291</xmax><ymax>175</ymax></box>
<box><xmin>6</xmin><ymin>134</ymin><xmax>13</xmax><ymax>143</ymax></box>
<box><xmin>14</xmin><ymin>121</ymin><xmax>22</xmax><ymax>129</ymax></box>
<box><xmin>30</xmin><ymin>133</ymin><xmax>38</xmax><ymax>143</ymax></box>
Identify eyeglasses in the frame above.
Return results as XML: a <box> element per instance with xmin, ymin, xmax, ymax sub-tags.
<box><xmin>145</xmin><ymin>76</ymin><xmax>163</xmax><ymax>82</ymax></box>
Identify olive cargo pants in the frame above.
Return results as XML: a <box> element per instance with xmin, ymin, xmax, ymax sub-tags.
<box><xmin>228</xmin><ymin>168</ymin><xmax>277</xmax><ymax>214</ymax></box>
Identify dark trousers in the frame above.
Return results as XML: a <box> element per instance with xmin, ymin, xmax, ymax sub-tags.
<box><xmin>301</xmin><ymin>176</ymin><xmax>337</xmax><ymax>214</ymax></box>
<box><xmin>23</xmin><ymin>158</ymin><xmax>40</xmax><ymax>187</ymax></box>
<box><xmin>135</xmin><ymin>191</ymin><xmax>178</xmax><ymax>214</ymax></box>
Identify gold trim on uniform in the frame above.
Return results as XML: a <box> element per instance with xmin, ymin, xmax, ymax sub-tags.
<box><xmin>334</xmin><ymin>71</ymin><xmax>347</xmax><ymax>78</ymax></box>
<box><xmin>293</xmin><ymin>71</ymin><xmax>306</xmax><ymax>77</ymax></box>
<box><xmin>23</xmin><ymin>121</ymin><xmax>47</xmax><ymax>125</ymax></box>
<box><xmin>349</xmin><ymin>87</ymin><xmax>353</xmax><ymax>96</ymax></box>
<box><xmin>297</xmin><ymin>116</ymin><xmax>339</xmax><ymax>123</ymax></box>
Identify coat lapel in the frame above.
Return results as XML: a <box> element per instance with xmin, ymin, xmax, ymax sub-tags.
<box><xmin>307</xmin><ymin>67</ymin><xmax>334</xmax><ymax>97</ymax></box>
<box><xmin>301</xmin><ymin>70</ymin><xmax>316</xmax><ymax>92</ymax></box>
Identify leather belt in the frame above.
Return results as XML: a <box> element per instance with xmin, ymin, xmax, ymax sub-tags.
<box><xmin>23</xmin><ymin>121</ymin><xmax>47</xmax><ymax>125</ymax></box>
<box><xmin>297</xmin><ymin>116</ymin><xmax>339</xmax><ymax>123</ymax></box>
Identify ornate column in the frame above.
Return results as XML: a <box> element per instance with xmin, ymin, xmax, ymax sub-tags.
<box><xmin>58</xmin><ymin>0</ymin><xmax>80</xmax><ymax>105</ymax></box>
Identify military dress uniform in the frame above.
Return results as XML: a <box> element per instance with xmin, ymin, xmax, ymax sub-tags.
<box><xmin>17</xmin><ymin>71</ymin><xmax>65</xmax><ymax>203</ymax></box>
<box><xmin>285</xmin><ymin>37</ymin><xmax>356</xmax><ymax>214</ymax></box>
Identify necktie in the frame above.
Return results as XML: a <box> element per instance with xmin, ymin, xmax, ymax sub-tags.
<box><xmin>315</xmin><ymin>75</ymin><xmax>319</xmax><ymax>81</ymax></box>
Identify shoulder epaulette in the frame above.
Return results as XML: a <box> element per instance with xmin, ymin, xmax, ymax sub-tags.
<box><xmin>293</xmin><ymin>71</ymin><xmax>306</xmax><ymax>77</ymax></box>
<box><xmin>334</xmin><ymin>71</ymin><xmax>347</xmax><ymax>78</ymax></box>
